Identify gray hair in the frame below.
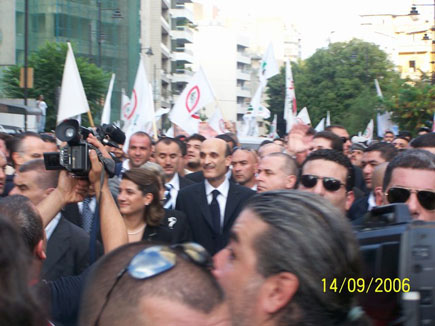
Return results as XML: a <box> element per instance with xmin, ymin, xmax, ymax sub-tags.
<box><xmin>244</xmin><ymin>190</ymin><xmax>368</xmax><ymax>325</ymax></box>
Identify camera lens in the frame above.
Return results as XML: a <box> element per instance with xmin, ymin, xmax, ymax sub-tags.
<box><xmin>65</xmin><ymin>127</ymin><xmax>75</xmax><ymax>138</ymax></box>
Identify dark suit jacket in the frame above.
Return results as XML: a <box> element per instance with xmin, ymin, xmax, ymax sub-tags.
<box><xmin>176</xmin><ymin>182</ymin><xmax>255</xmax><ymax>255</ymax></box>
<box><xmin>348</xmin><ymin>194</ymin><xmax>370</xmax><ymax>221</ymax></box>
<box><xmin>142</xmin><ymin>209</ymin><xmax>192</xmax><ymax>244</ymax></box>
<box><xmin>42</xmin><ymin>217</ymin><xmax>95</xmax><ymax>282</ymax></box>
<box><xmin>179</xmin><ymin>175</ymin><xmax>195</xmax><ymax>188</ymax></box>
<box><xmin>185</xmin><ymin>171</ymin><xmax>204</xmax><ymax>183</ymax></box>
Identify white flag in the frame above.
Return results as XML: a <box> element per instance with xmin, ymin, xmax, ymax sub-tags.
<box><xmin>124</xmin><ymin>56</ymin><xmax>155</xmax><ymax>152</ymax></box>
<box><xmin>315</xmin><ymin>118</ymin><xmax>325</xmax><ymax>132</ymax></box>
<box><xmin>326</xmin><ymin>111</ymin><xmax>331</xmax><ymax>127</ymax></box>
<box><xmin>120</xmin><ymin>88</ymin><xmax>131</xmax><ymax>130</ymax></box>
<box><xmin>363</xmin><ymin>119</ymin><xmax>374</xmax><ymax>142</ymax></box>
<box><xmin>259</xmin><ymin>43</ymin><xmax>279</xmax><ymax>86</ymax></box>
<box><xmin>296</xmin><ymin>107</ymin><xmax>311</xmax><ymax>125</ymax></box>
<box><xmin>208</xmin><ymin>107</ymin><xmax>227</xmax><ymax>134</ymax></box>
<box><xmin>169</xmin><ymin>67</ymin><xmax>215</xmax><ymax>135</ymax></box>
<box><xmin>57</xmin><ymin>43</ymin><xmax>90</xmax><ymax>124</ymax></box>
<box><xmin>284</xmin><ymin>59</ymin><xmax>297</xmax><ymax>126</ymax></box>
<box><xmin>374</xmin><ymin>79</ymin><xmax>398</xmax><ymax>137</ymax></box>
<box><xmin>101</xmin><ymin>73</ymin><xmax>115</xmax><ymax>124</ymax></box>
<box><xmin>268</xmin><ymin>114</ymin><xmax>278</xmax><ymax>138</ymax></box>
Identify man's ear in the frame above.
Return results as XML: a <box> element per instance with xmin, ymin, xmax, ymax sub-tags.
<box><xmin>374</xmin><ymin>186</ymin><xmax>384</xmax><ymax>206</ymax></box>
<box><xmin>225</xmin><ymin>155</ymin><xmax>232</xmax><ymax>168</ymax></box>
<box><xmin>285</xmin><ymin>175</ymin><xmax>297</xmax><ymax>189</ymax></box>
<box><xmin>259</xmin><ymin>272</ymin><xmax>299</xmax><ymax>314</ymax></box>
<box><xmin>34</xmin><ymin>239</ymin><xmax>46</xmax><ymax>261</ymax></box>
<box><xmin>345</xmin><ymin>190</ymin><xmax>355</xmax><ymax>211</ymax></box>
<box><xmin>11</xmin><ymin>152</ymin><xmax>24</xmax><ymax>168</ymax></box>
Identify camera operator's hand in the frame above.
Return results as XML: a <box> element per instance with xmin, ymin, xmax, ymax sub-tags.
<box><xmin>86</xmin><ymin>134</ymin><xmax>113</xmax><ymax>189</ymax></box>
<box><xmin>37</xmin><ymin>170</ymin><xmax>89</xmax><ymax>228</ymax></box>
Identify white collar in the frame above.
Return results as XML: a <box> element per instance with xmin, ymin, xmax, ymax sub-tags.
<box><xmin>205</xmin><ymin>178</ymin><xmax>230</xmax><ymax>198</ymax></box>
<box><xmin>166</xmin><ymin>173</ymin><xmax>180</xmax><ymax>191</ymax></box>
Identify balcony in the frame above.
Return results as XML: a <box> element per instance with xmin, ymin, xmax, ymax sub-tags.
<box><xmin>161</xmin><ymin>69</ymin><xmax>171</xmax><ymax>84</ymax></box>
<box><xmin>161</xmin><ymin>16</ymin><xmax>171</xmax><ymax>33</ymax></box>
<box><xmin>161</xmin><ymin>43</ymin><xmax>171</xmax><ymax>58</ymax></box>
<box><xmin>172</xmin><ymin>47</ymin><xmax>194</xmax><ymax>63</ymax></box>
<box><xmin>172</xmin><ymin>68</ymin><xmax>194</xmax><ymax>84</ymax></box>
<box><xmin>171</xmin><ymin>7</ymin><xmax>194</xmax><ymax>23</ymax></box>
<box><xmin>172</xmin><ymin>26</ymin><xmax>193</xmax><ymax>44</ymax></box>
<box><xmin>236</xmin><ymin>53</ymin><xmax>251</xmax><ymax>65</ymax></box>
<box><xmin>236</xmin><ymin>86</ymin><xmax>251</xmax><ymax>98</ymax></box>
<box><xmin>236</xmin><ymin>69</ymin><xmax>251</xmax><ymax>81</ymax></box>
<box><xmin>162</xmin><ymin>0</ymin><xmax>170</xmax><ymax>9</ymax></box>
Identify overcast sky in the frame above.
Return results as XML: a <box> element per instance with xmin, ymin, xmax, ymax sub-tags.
<box><xmin>213</xmin><ymin>0</ymin><xmax>431</xmax><ymax>58</ymax></box>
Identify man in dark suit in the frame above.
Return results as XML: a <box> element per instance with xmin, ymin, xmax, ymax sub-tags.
<box><xmin>176</xmin><ymin>138</ymin><xmax>255</xmax><ymax>255</ymax></box>
<box><xmin>155</xmin><ymin>137</ymin><xmax>194</xmax><ymax>209</ymax></box>
<box><xmin>9</xmin><ymin>159</ymin><xmax>95</xmax><ymax>281</ymax></box>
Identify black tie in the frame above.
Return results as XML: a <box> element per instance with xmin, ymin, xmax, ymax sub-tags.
<box><xmin>82</xmin><ymin>197</ymin><xmax>94</xmax><ymax>233</ymax></box>
<box><xmin>209</xmin><ymin>190</ymin><xmax>221</xmax><ymax>234</ymax></box>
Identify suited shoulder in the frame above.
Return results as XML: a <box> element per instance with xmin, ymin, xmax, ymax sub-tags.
<box><xmin>61</xmin><ymin>217</ymin><xmax>92</xmax><ymax>242</ymax></box>
<box><xmin>179</xmin><ymin>175</ymin><xmax>195</xmax><ymax>187</ymax></box>
<box><xmin>177</xmin><ymin>182</ymin><xmax>202</xmax><ymax>196</ymax></box>
<box><xmin>230</xmin><ymin>183</ymin><xmax>256</xmax><ymax>197</ymax></box>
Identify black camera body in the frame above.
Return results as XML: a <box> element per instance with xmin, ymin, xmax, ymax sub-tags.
<box><xmin>44</xmin><ymin>119</ymin><xmax>123</xmax><ymax>177</ymax></box>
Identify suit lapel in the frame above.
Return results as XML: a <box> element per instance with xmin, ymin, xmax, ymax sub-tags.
<box><xmin>223</xmin><ymin>183</ymin><xmax>240</xmax><ymax>228</ymax></box>
<box><xmin>43</xmin><ymin>217</ymin><xmax>71</xmax><ymax>272</ymax></box>
<box><xmin>198</xmin><ymin>183</ymin><xmax>216</xmax><ymax>232</ymax></box>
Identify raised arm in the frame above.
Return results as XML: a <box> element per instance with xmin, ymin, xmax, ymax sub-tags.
<box><xmin>87</xmin><ymin>134</ymin><xmax>128</xmax><ymax>253</ymax></box>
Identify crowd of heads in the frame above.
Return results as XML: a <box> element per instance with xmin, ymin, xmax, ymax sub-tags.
<box><xmin>0</xmin><ymin>123</ymin><xmax>434</xmax><ymax>326</ymax></box>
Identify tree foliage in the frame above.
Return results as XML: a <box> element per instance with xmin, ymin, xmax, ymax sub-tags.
<box><xmin>383</xmin><ymin>75</ymin><xmax>435</xmax><ymax>132</ymax></box>
<box><xmin>266</xmin><ymin>38</ymin><xmax>402</xmax><ymax>136</ymax></box>
<box><xmin>1</xmin><ymin>42</ymin><xmax>109</xmax><ymax>131</ymax></box>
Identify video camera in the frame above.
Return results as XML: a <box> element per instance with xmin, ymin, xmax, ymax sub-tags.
<box><xmin>43</xmin><ymin>119</ymin><xmax>125</xmax><ymax>177</ymax></box>
<box><xmin>355</xmin><ymin>204</ymin><xmax>435</xmax><ymax>325</ymax></box>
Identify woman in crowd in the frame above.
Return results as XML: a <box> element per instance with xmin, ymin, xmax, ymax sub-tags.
<box><xmin>118</xmin><ymin>165</ymin><xmax>191</xmax><ymax>243</ymax></box>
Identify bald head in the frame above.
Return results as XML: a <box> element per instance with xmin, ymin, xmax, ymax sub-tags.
<box><xmin>258</xmin><ymin>143</ymin><xmax>283</xmax><ymax>159</ymax></box>
<box><xmin>200</xmin><ymin>138</ymin><xmax>232</xmax><ymax>187</ymax></box>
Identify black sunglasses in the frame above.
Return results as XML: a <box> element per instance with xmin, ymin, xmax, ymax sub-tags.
<box><xmin>386</xmin><ymin>187</ymin><xmax>435</xmax><ymax>211</ymax></box>
<box><xmin>340</xmin><ymin>137</ymin><xmax>350</xmax><ymax>143</ymax></box>
<box><xmin>94</xmin><ymin>242</ymin><xmax>213</xmax><ymax>326</ymax></box>
<box><xmin>300</xmin><ymin>174</ymin><xmax>345</xmax><ymax>192</ymax></box>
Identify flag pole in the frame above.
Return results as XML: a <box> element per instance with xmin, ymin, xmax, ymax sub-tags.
<box><xmin>87</xmin><ymin>110</ymin><xmax>95</xmax><ymax>128</ymax></box>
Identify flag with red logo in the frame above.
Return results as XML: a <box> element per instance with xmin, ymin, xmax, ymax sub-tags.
<box><xmin>169</xmin><ymin>67</ymin><xmax>215</xmax><ymax>135</ymax></box>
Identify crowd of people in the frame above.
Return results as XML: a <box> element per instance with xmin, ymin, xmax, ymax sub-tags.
<box><xmin>0</xmin><ymin>123</ymin><xmax>434</xmax><ymax>326</ymax></box>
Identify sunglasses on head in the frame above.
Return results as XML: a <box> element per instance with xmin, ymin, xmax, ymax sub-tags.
<box><xmin>94</xmin><ymin>242</ymin><xmax>213</xmax><ymax>326</ymax></box>
<box><xmin>386</xmin><ymin>187</ymin><xmax>435</xmax><ymax>211</ymax></box>
<box><xmin>300</xmin><ymin>174</ymin><xmax>345</xmax><ymax>192</ymax></box>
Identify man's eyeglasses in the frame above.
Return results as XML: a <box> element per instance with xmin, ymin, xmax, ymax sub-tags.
<box><xmin>94</xmin><ymin>242</ymin><xmax>213</xmax><ymax>326</ymax></box>
<box><xmin>386</xmin><ymin>187</ymin><xmax>435</xmax><ymax>211</ymax></box>
<box><xmin>340</xmin><ymin>137</ymin><xmax>350</xmax><ymax>143</ymax></box>
<box><xmin>300</xmin><ymin>174</ymin><xmax>345</xmax><ymax>192</ymax></box>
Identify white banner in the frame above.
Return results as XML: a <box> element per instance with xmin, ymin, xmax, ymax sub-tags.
<box><xmin>101</xmin><ymin>73</ymin><xmax>115</xmax><ymax>124</ymax></box>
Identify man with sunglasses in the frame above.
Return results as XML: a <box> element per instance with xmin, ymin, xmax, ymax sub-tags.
<box><xmin>213</xmin><ymin>191</ymin><xmax>371</xmax><ymax>326</ymax></box>
<box><xmin>80</xmin><ymin>242</ymin><xmax>230</xmax><ymax>326</ymax></box>
<box><xmin>382</xmin><ymin>149</ymin><xmax>435</xmax><ymax>221</ymax></box>
<box><xmin>325</xmin><ymin>125</ymin><xmax>352</xmax><ymax>156</ymax></box>
<box><xmin>297</xmin><ymin>149</ymin><xmax>355</xmax><ymax>214</ymax></box>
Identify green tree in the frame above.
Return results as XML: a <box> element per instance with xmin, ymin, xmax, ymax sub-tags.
<box><xmin>383</xmin><ymin>75</ymin><xmax>435</xmax><ymax>133</ymax></box>
<box><xmin>1</xmin><ymin>42</ymin><xmax>109</xmax><ymax>131</ymax></box>
<box><xmin>266</xmin><ymin>39</ymin><xmax>401</xmax><ymax>136</ymax></box>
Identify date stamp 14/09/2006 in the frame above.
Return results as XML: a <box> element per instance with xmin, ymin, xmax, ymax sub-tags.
<box><xmin>322</xmin><ymin>278</ymin><xmax>410</xmax><ymax>294</ymax></box>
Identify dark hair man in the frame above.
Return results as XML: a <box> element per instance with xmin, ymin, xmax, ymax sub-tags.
<box><xmin>9</xmin><ymin>159</ymin><xmax>97</xmax><ymax>281</ymax></box>
<box><xmin>213</xmin><ymin>191</ymin><xmax>371</xmax><ymax>326</ymax></box>
<box><xmin>256</xmin><ymin>153</ymin><xmax>297</xmax><ymax>192</ymax></box>
<box><xmin>392</xmin><ymin>136</ymin><xmax>409</xmax><ymax>151</ymax></box>
<box><xmin>325</xmin><ymin>124</ymin><xmax>351</xmax><ymax>155</ymax></box>
<box><xmin>154</xmin><ymin>137</ymin><xmax>194</xmax><ymax>209</ymax></box>
<box><xmin>361</xmin><ymin>142</ymin><xmax>398</xmax><ymax>190</ymax></box>
<box><xmin>79</xmin><ymin>242</ymin><xmax>229</xmax><ymax>326</ymax></box>
<box><xmin>298</xmin><ymin>149</ymin><xmax>355</xmax><ymax>213</ymax></box>
<box><xmin>410</xmin><ymin>132</ymin><xmax>435</xmax><ymax>153</ymax></box>
<box><xmin>184</xmin><ymin>133</ymin><xmax>206</xmax><ymax>174</ymax></box>
<box><xmin>383</xmin><ymin>149</ymin><xmax>435</xmax><ymax>221</ymax></box>
<box><xmin>10</xmin><ymin>132</ymin><xmax>46</xmax><ymax>170</ymax></box>
<box><xmin>383</xmin><ymin>130</ymin><xmax>395</xmax><ymax>143</ymax></box>
<box><xmin>125</xmin><ymin>131</ymin><xmax>153</xmax><ymax>170</ymax></box>
<box><xmin>176</xmin><ymin>138</ymin><xmax>255</xmax><ymax>255</ymax></box>
<box><xmin>311</xmin><ymin>131</ymin><xmax>343</xmax><ymax>152</ymax></box>
<box><xmin>231</xmin><ymin>148</ymin><xmax>258</xmax><ymax>190</ymax></box>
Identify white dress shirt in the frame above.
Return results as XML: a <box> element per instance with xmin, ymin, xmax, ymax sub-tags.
<box><xmin>45</xmin><ymin>213</ymin><xmax>61</xmax><ymax>241</ymax></box>
<box><xmin>205</xmin><ymin>178</ymin><xmax>230</xmax><ymax>229</ymax></box>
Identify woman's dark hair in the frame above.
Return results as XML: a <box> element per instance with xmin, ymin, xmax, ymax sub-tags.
<box><xmin>0</xmin><ymin>215</ymin><xmax>46</xmax><ymax>325</ymax></box>
<box><xmin>122</xmin><ymin>168</ymin><xmax>165</xmax><ymax>227</ymax></box>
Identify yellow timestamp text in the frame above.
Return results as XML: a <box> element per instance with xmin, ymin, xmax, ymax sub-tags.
<box><xmin>322</xmin><ymin>278</ymin><xmax>410</xmax><ymax>294</ymax></box>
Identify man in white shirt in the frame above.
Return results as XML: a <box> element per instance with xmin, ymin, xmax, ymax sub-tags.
<box><xmin>154</xmin><ymin>137</ymin><xmax>194</xmax><ymax>209</ymax></box>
